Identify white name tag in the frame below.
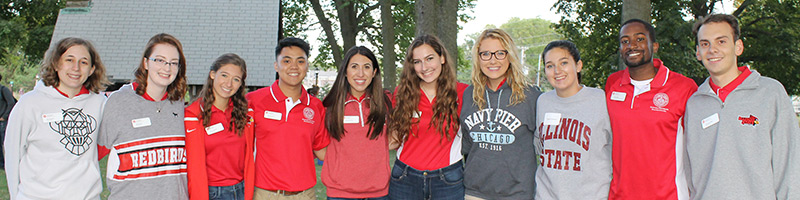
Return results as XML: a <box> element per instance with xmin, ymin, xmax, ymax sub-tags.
<box><xmin>544</xmin><ymin>113</ymin><xmax>562</xmax><ymax>125</ymax></box>
<box><xmin>42</xmin><ymin>113</ymin><xmax>61</xmax><ymax>123</ymax></box>
<box><xmin>264</xmin><ymin>110</ymin><xmax>282</xmax><ymax>120</ymax></box>
<box><xmin>343</xmin><ymin>115</ymin><xmax>360</xmax><ymax>124</ymax></box>
<box><xmin>701</xmin><ymin>113</ymin><xmax>719</xmax><ymax>129</ymax></box>
<box><xmin>131</xmin><ymin>117</ymin><xmax>152</xmax><ymax>128</ymax></box>
<box><xmin>412</xmin><ymin>111</ymin><xmax>422</xmax><ymax>118</ymax></box>
<box><xmin>205</xmin><ymin>123</ymin><xmax>225</xmax><ymax>135</ymax></box>
<box><xmin>610</xmin><ymin>91</ymin><xmax>627</xmax><ymax>102</ymax></box>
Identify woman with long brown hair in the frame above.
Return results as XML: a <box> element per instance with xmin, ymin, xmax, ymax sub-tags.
<box><xmin>320</xmin><ymin>46</ymin><xmax>392</xmax><ymax>199</ymax></box>
<box><xmin>5</xmin><ymin>37</ymin><xmax>109</xmax><ymax>199</ymax></box>
<box><xmin>185</xmin><ymin>53</ymin><xmax>255</xmax><ymax>200</ymax></box>
<box><xmin>98</xmin><ymin>33</ymin><xmax>189</xmax><ymax>199</ymax></box>
<box><xmin>387</xmin><ymin>34</ymin><xmax>468</xmax><ymax>199</ymax></box>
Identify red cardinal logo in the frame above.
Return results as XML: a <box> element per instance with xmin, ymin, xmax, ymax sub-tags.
<box><xmin>738</xmin><ymin>115</ymin><xmax>759</xmax><ymax>126</ymax></box>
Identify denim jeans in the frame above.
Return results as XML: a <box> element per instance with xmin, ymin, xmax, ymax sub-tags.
<box><xmin>209</xmin><ymin>181</ymin><xmax>245</xmax><ymax>200</ymax></box>
<box><xmin>327</xmin><ymin>195</ymin><xmax>389</xmax><ymax>200</ymax></box>
<box><xmin>388</xmin><ymin>159</ymin><xmax>464</xmax><ymax>200</ymax></box>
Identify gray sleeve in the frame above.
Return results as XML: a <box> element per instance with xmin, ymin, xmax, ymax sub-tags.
<box><xmin>770</xmin><ymin>86</ymin><xmax>800</xmax><ymax>200</ymax></box>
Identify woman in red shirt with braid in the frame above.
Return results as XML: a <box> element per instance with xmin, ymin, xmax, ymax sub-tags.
<box><xmin>185</xmin><ymin>53</ymin><xmax>255</xmax><ymax>200</ymax></box>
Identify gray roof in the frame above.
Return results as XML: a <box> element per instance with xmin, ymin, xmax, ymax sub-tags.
<box><xmin>51</xmin><ymin>0</ymin><xmax>279</xmax><ymax>87</ymax></box>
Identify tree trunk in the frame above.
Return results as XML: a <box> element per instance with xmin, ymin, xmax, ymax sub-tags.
<box><xmin>381</xmin><ymin>0</ymin><xmax>397</xmax><ymax>89</ymax></box>
<box><xmin>438</xmin><ymin>0</ymin><xmax>459</xmax><ymax>68</ymax></box>
<box><xmin>620</xmin><ymin>0</ymin><xmax>651</xmax><ymax>69</ymax></box>
<box><xmin>310</xmin><ymin>0</ymin><xmax>343</xmax><ymax>67</ymax></box>
<box><xmin>336</xmin><ymin>0</ymin><xmax>357</xmax><ymax>52</ymax></box>
<box><xmin>415</xmin><ymin>0</ymin><xmax>459</xmax><ymax>72</ymax></box>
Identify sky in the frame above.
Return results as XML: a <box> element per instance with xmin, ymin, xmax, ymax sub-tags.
<box><xmin>458</xmin><ymin>0</ymin><xmax>561</xmax><ymax>44</ymax></box>
<box><xmin>457</xmin><ymin>0</ymin><xmax>736</xmax><ymax>44</ymax></box>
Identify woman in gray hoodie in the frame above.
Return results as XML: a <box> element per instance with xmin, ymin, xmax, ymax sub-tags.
<box><xmin>460</xmin><ymin>28</ymin><xmax>541</xmax><ymax>200</ymax></box>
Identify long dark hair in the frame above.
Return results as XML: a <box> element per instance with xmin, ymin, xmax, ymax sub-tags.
<box><xmin>196</xmin><ymin>53</ymin><xmax>248</xmax><ymax>135</ymax></box>
<box><xmin>322</xmin><ymin>46</ymin><xmax>391</xmax><ymax>141</ymax></box>
<box><xmin>389</xmin><ymin>34</ymin><xmax>460</xmax><ymax>143</ymax></box>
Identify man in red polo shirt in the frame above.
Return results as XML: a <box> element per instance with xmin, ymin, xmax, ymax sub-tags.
<box><xmin>683</xmin><ymin>14</ymin><xmax>800</xmax><ymax>199</ymax></box>
<box><xmin>605</xmin><ymin>19</ymin><xmax>698</xmax><ymax>200</ymax></box>
<box><xmin>246</xmin><ymin>37</ymin><xmax>329</xmax><ymax>199</ymax></box>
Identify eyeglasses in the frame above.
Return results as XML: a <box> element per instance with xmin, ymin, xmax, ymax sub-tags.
<box><xmin>146</xmin><ymin>57</ymin><xmax>181</xmax><ymax>68</ymax></box>
<box><xmin>479</xmin><ymin>50</ymin><xmax>508</xmax><ymax>61</ymax></box>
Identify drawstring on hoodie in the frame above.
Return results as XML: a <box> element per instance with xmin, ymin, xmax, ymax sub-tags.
<box><xmin>485</xmin><ymin>88</ymin><xmax>503</xmax><ymax>109</ymax></box>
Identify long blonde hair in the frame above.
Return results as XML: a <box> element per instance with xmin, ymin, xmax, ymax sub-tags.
<box><xmin>470</xmin><ymin>29</ymin><xmax>530</xmax><ymax>109</ymax></box>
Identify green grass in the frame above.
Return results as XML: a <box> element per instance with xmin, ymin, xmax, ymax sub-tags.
<box><xmin>1</xmin><ymin>151</ymin><xmax>397</xmax><ymax>200</ymax></box>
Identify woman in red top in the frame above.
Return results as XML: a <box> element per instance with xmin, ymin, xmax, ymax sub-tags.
<box><xmin>185</xmin><ymin>53</ymin><xmax>255</xmax><ymax>200</ymax></box>
<box><xmin>320</xmin><ymin>46</ymin><xmax>392</xmax><ymax>199</ymax></box>
<box><xmin>387</xmin><ymin>34</ymin><xmax>468</xmax><ymax>199</ymax></box>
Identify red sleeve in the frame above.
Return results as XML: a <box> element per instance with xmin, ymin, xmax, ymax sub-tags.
<box><xmin>97</xmin><ymin>145</ymin><xmax>110</xmax><ymax>160</ymax></box>
<box><xmin>312</xmin><ymin>106</ymin><xmax>331</xmax><ymax>151</ymax></box>
<box><xmin>243</xmin><ymin>109</ymin><xmax>255</xmax><ymax>200</ymax></box>
<box><xmin>184</xmin><ymin>107</ymin><xmax>209</xmax><ymax>200</ymax></box>
<box><xmin>604</xmin><ymin>72</ymin><xmax>619</xmax><ymax>93</ymax></box>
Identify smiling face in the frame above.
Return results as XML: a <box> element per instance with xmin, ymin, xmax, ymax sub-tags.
<box><xmin>210</xmin><ymin>64</ymin><xmax>244</xmax><ymax>100</ymax></box>
<box><xmin>619</xmin><ymin>22</ymin><xmax>658</xmax><ymax>68</ymax></box>
<box><xmin>478</xmin><ymin>38</ymin><xmax>510</xmax><ymax>87</ymax></box>
<box><xmin>275</xmin><ymin>46</ymin><xmax>308</xmax><ymax>88</ymax></box>
<box><xmin>544</xmin><ymin>47</ymin><xmax>583</xmax><ymax>97</ymax></box>
<box><xmin>346</xmin><ymin>54</ymin><xmax>376</xmax><ymax>98</ymax></box>
<box><xmin>696</xmin><ymin>22</ymin><xmax>743</xmax><ymax>78</ymax></box>
<box><xmin>411</xmin><ymin>44</ymin><xmax>445</xmax><ymax>84</ymax></box>
<box><xmin>56</xmin><ymin>45</ymin><xmax>95</xmax><ymax>95</ymax></box>
<box><xmin>144</xmin><ymin>43</ymin><xmax>180</xmax><ymax>90</ymax></box>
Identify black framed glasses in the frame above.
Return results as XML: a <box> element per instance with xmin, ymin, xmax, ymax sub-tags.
<box><xmin>146</xmin><ymin>57</ymin><xmax>181</xmax><ymax>68</ymax></box>
<box><xmin>479</xmin><ymin>50</ymin><xmax>508</xmax><ymax>61</ymax></box>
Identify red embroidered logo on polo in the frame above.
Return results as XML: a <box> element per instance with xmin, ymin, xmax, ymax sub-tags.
<box><xmin>302</xmin><ymin>107</ymin><xmax>315</xmax><ymax>124</ymax></box>
<box><xmin>650</xmin><ymin>93</ymin><xmax>670</xmax><ymax>112</ymax></box>
<box><xmin>738</xmin><ymin>115</ymin><xmax>759</xmax><ymax>126</ymax></box>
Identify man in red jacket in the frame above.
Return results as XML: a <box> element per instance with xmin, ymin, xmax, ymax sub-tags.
<box><xmin>605</xmin><ymin>19</ymin><xmax>698</xmax><ymax>200</ymax></box>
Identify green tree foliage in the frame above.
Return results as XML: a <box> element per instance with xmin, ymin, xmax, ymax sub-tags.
<box><xmin>0</xmin><ymin>0</ymin><xmax>64</xmax><ymax>92</ymax></box>
<box><xmin>553</xmin><ymin>0</ymin><xmax>800</xmax><ymax>95</ymax></box>
<box><xmin>282</xmin><ymin>0</ymin><xmax>475</xmax><ymax>88</ymax></box>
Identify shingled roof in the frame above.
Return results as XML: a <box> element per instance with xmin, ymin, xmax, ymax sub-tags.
<box><xmin>51</xmin><ymin>0</ymin><xmax>279</xmax><ymax>87</ymax></box>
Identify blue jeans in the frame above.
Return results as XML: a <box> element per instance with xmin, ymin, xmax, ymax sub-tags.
<box><xmin>388</xmin><ymin>159</ymin><xmax>464</xmax><ymax>200</ymax></box>
<box><xmin>209</xmin><ymin>181</ymin><xmax>245</xmax><ymax>200</ymax></box>
<box><xmin>327</xmin><ymin>195</ymin><xmax>389</xmax><ymax>200</ymax></box>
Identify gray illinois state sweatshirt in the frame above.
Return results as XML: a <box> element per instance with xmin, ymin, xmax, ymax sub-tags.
<box><xmin>533</xmin><ymin>87</ymin><xmax>612</xmax><ymax>200</ymax></box>
<box><xmin>460</xmin><ymin>82</ymin><xmax>541</xmax><ymax>200</ymax></box>
<box><xmin>683</xmin><ymin>70</ymin><xmax>800</xmax><ymax>200</ymax></box>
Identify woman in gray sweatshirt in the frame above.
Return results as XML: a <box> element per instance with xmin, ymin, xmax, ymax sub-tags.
<box><xmin>534</xmin><ymin>40</ymin><xmax>612</xmax><ymax>200</ymax></box>
<box><xmin>460</xmin><ymin>28</ymin><xmax>541</xmax><ymax>200</ymax></box>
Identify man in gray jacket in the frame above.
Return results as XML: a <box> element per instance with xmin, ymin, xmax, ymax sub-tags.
<box><xmin>684</xmin><ymin>14</ymin><xmax>800</xmax><ymax>200</ymax></box>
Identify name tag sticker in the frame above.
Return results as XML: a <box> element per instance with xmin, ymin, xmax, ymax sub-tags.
<box><xmin>264</xmin><ymin>110</ymin><xmax>282</xmax><ymax>120</ymax></box>
<box><xmin>544</xmin><ymin>113</ymin><xmax>562</xmax><ymax>125</ymax></box>
<box><xmin>343</xmin><ymin>116</ymin><xmax>360</xmax><ymax>124</ymax></box>
<box><xmin>42</xmin><ymin>113</ymin><xmax>61</xmax><ymax>123</ymax></box>
<box><xmin>131</xmin><ymin>118</ymin><xmax>152</xmax><ymax>128</ymax></box>
<box><xmin>205</xmin><ymin>123</ymin><xmax>225</xmax><ymax>135</ymax></box>
<box><xmin>412</xmin><ymin>111</ymin><xmax>422</xmax><ymax>118</ymax></box>
<box><xmin>702</xmin><ymin>113</ymin><xmax>719</xmax><ymax>129</ymax></box>
<box><xmin>610</xmin><ymin>91</ymin><xmax>627</xmax><ymax>102</ymax></box>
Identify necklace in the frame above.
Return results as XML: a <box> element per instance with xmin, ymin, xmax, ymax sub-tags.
<box><xmin>156</xmin><ymin>100</ymin><xmax>168</xmax><ymax>113</ymax></box>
